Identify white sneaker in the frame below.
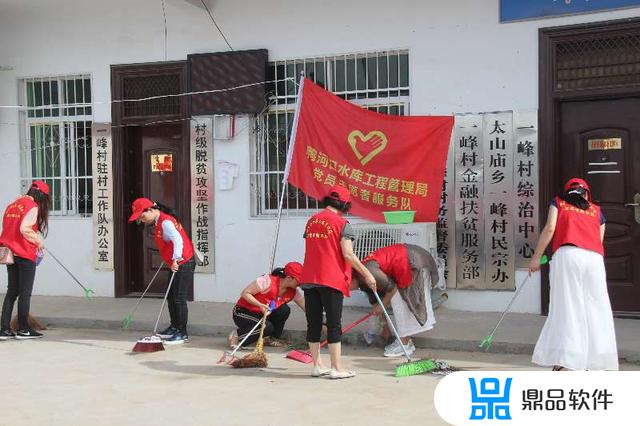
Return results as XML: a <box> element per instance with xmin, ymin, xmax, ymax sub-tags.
<box><xmin>384</xmin><ymin>339</ymin><xmax>401</xmax><ymax>353</ymax></box>
<box><xmin>311</xmin><ymin>366</ymin><xmax>331</xmax><ymax>377</ymax></box>
<box><xmin>384</xmin><ymin>340</ymin><xmax>415</xmax><ymax>358</ymax></box>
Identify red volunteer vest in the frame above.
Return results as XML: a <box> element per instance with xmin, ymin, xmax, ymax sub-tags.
<box><xmin>364</xmin><ymin>244</ymin><xmax>413</xmax><ymax>289</ymax></box>
<box><xmin>551</xmin><ymin>197</ymin><xmax>604</xmax><ymax>256</ymax></box>
<box><xmin>154</xmin><ymin>212</ymin><xmax>194</xmax><ymax>266</ymax></box>
<box><xmin>0</xmin><ymin>196</ymin><xmax>38</xmax><ymax>262</ymax></box>
<box><xmin>235</xmin><ymin>275</ymin><xmax>297</xmax><ymax>314</ymax></box>
<box><xmin>301</xmin><ymin>209</ymin><xmax>352</xmax><ymax>296</ymax></box>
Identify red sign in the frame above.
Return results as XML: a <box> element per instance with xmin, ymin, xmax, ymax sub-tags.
<box><xmin>287</xmin><ymin>79</ymin><xmax>453</xmax><ymax>223</ymax></box>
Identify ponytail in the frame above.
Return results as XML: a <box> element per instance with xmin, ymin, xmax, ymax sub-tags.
<box><xmin>26</xmin><ymin>187</ymin><xmax>50</xmax><ymax>237</ymax></box>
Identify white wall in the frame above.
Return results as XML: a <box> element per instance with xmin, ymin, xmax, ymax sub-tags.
<box><xmin>1</xmin><ymin>0</ymin><xmax>638</xmax><ymax>312</ymax></box>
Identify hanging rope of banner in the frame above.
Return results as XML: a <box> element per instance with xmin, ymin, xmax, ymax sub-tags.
<box><xmin>0</xmin><ymin>77</ymin><xmax>294</xmax><ymax>111</ymax></box>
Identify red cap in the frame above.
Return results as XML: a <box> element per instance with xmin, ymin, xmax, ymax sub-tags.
<box><xmin>128</xmin><ymin>197</ymin><xmax>155</xmax><ymax>223</ymax></box>
<box><xmin>564</xmin><ymin>177</ymin><xmax>591</xmax><ymax>200</ymax></box>
<box><xmin>327</xmin><ymin>185</ymin><xmax>350</xmax><ymax>203</ymax></box>
<box><xmin>31</xmin><ymin>180</ymin><xmax>50</xmax><ymax>196</ymax></box>
<box><xmin>284</xmin><ymin>261</ymin><xmax>303</xmax><ymax>282</ymax></box>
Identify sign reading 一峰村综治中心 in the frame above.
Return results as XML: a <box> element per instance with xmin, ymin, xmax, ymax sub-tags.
<box><xmin>500</xmin><ymin>0</ymin><xmax>640</xmax><ymax>22</ymax></box>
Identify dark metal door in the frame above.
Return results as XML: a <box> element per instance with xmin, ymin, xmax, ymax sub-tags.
<box><xmin>560</xmin><ymin>98</ymin><xmax>640</xmax><ymax>313</ymax></box>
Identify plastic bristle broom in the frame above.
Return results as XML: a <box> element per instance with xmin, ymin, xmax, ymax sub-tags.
<box><xmin>396</xmin><ymin>358</ymin><xmax>438</xmax><ymax>377</ymax></box>
<box><xmin>479</xmin><ymin>255</ymin><xmax>549</xmax><ymax>350</ymax></box>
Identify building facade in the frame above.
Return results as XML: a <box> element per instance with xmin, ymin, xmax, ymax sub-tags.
<box><xmin>1</xmin><ymin>0</ymin><xmax>639</xmax><ymax>315</ymax></box>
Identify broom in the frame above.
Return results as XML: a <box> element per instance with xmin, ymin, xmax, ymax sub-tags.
<box><xmin>231</xmin><ymin>307</ymin><xmax>270</xmax><ymax>368</ymax></box>
<box><xmin>373</xmin><ymin>292</ymin><xmax>438</xmax><ymax>377</ymax></box>
<box><xmin>479</xmin><ymin>255</ymin><xmax>549</xmax><ymax>350</ymax></box>
<box><xmin>122</xmin><ymin>264</ymin><xmax>164</xmax><ymax>330</ymax></box>
<box><xmin>217</xmin><ymin>315</ymin><xmax>266</xmax><ymax>365</ymax></box>
<box><xmin>45</xmin><ymin>248</ymin><xmax>95</xmax><ymax>299</ymax></box>
<box><xmin>286</xmin><ymin>312</ymin><xmax>374</xmax><ymax>364</ymax></box>
<box><xmin>132</xmin><ymin>271</ymin><xmax>176</xmax><ymax>353</ymax></box>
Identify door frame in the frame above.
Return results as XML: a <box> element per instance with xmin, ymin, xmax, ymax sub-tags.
<box><xmin>111</xmin><ymin>61</ymin><xmax>191</xmax><ymax>298</ymax></box>
<box><xmin>539</xmin><ymin>18</ymin><xmax>640</xmax><ymax>315</ymax></box>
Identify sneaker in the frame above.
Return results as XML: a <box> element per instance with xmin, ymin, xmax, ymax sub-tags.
<box><xmin>384</xmin><ymin>339</ymin><xmax>401</xmax><ymax>353</ymax></box>
<box><xmin>384</xmin><ymin>340</ymin><xmax>415</xmax><ymax>358</ymax></box>
<box><xmin>163</xmin><ymin>331</ymin><xmax>189</xmax><ymax>345</ymax></box>
<box><xmin>0</xmin><ymin>329</ymin><xmax>16</xmax><ymax>340</ymax></box>
<box><xmin>16</xmin><ymin>329</ymin><xmax>43</xmax><ymax>340</ymax></box>
<box><xmin>158</xmin><ymin>326</ymin><xmax>178</xmax><ymax>339</ymax></box>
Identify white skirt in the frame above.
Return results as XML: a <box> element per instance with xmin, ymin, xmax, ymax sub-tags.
<box><xmin>532</xmin><ymin>246</ymin><xmax>619</xmax><ymax>370</ymax></box>
<box><xmin>389</xmin><ymin>270</ymin><xmax>436</xmax><ymax>338</ymax></box>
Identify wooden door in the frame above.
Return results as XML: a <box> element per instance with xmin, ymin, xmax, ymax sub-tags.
<box><xmin>560</xmin><ymin>98</ymin><xmax>640</xmax><ymax>313</ymax></box>
<box><xmin>126</xmin><ymin>124</ymin><xmax>191</xmax><ymax>297</ymax></box>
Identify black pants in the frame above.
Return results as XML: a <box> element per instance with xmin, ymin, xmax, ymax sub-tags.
<box><xmin>232</xmin><ymin>304</ymin><xmax>291</xmax><ymax>345</ymax></box>
<box><xmin>304</xmin><ymin>286</ymin><xmax>344</xmax><ymax>344</ymax></box>
<box><xmin>1</xmin><ymin>256</ymin><xmax>37</xmax><ymax>331</ymax></box>
<box><xmin>167</xmin><ymin>259</ymin><xmax>194</xmax><ymax>334</ymax></box>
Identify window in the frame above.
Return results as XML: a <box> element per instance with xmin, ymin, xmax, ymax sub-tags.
<box><xmin>251</xmin><ymin>50</ymin><xmax>410</xmax><ymax>216</ymax></box>
<box><xmin>20</xmin><ymin>75</ymin><xmax>93</xmax><ymax>216</ymax></box>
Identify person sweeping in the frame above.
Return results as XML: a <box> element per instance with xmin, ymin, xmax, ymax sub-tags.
<box><xmin>128</xmin><ymin>197</ymin><xmax>195</xmax><ymax>345</ymax></box>
<box><xmin>529</xmin><ymin>177</ymin><xmax>618</xmax><ymax>371</ymax></box>
<box><xmin>300</xmin><ymin>185</ymin><xmax>376</xmax><ymax>380</ymax></box>
<box><xmin>351</xmin><ymin>244</ymin><xmax>440</xmax><ymax>357</ymax></box>
<box><xmin>229</xmin><ymin>262</ymin><xmax>304</xmax><ymax>349</ymax></box>
<box><xmin>0</xmin><ymin>181</ymin><xmax>50</xmax><ymax>340</ymax></box>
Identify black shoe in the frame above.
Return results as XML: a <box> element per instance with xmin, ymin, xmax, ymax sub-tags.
<box><xmin>163</xmin><ymin>331</ymin><xmax>189</xmax><ymax>345</ymax></box>
<box><xmin>158</xmin><ymin>326</ymin><xmax>178</xmax><ymax>339</ymax></box>
<box><xmin>16</xmin><ymin>329</ymin><xmax>43</xmax><ymax>339</ymax></box>
<box><xmin>0</xmin><ymin>329</ymin><xmax>16</xmax><ymax>341</ymax></box>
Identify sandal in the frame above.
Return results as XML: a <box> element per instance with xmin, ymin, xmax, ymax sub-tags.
<box><xmin>263</xmin><ymin>336</ymin><xmax>288</xmax><ymax>347</ymax></box>
<box><xmin>329</xmin><ymin>369</ymin><xmax>356</xmax><ymax>380</ymax></box>
<box><xmin>311</xmin><ymin>366</ymin><xmax>332</xmax><ymax>377</ymax></box>
<box><xmin>552</xmin><ymin>365</ymin><xmax>569</xmax><ymax>371</ymax></box>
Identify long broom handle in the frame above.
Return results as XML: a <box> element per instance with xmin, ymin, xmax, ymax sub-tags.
<box><xmin>373</xmin><ymin>291</ymin><xmax>412</xmax><ymax>362</ymax></box>
<box><xmin>486</xmin><ymin>273</ymin><xmax>531</xmax><ymax>339</ymax></box>
<box><xmin>45</xmin><ymin>248</ymin><xmax>90</xmax><ymax>292</ymax></box>
<box><xmin>227</xmin><ymin>315</ymin><xmax>266</xmax><ymax>359</ymax></box>
<box><xmin>318</xmin><ymin>312</ymin><xmax>374</xmax><ymax>349</ymax></box>
<box><xmin>127</xmin><ymin>264</ymin><xmax>164</xmax><ymax>316</ymax></box>
<box><xmin>152</xmin><ymin>271</ymin><xmax>176</xmax><ymax>334</ymax></box>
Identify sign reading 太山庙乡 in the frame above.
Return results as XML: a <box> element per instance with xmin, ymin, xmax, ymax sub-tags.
<box><xmin>500</xmin><ymin>0</ymin><xmax>640</xmax><ymax>22</ymax></box>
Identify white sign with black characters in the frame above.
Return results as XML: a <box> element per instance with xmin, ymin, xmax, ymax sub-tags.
<box><xmin>440</xmin><ymin>111</ymin><xmax>539</xmax><ymax>290</ymax></box>
<box><xmin>190</xmin><ymin>118</ymin><xmax>214</xmax><ymax>273</ymax></box>
<box><xmin>91</xmin><ymin>123</ymin><xmax>114</xmax><ymax>270</ymax></box>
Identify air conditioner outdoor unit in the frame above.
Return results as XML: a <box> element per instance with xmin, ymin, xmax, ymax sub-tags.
<box><xmin>348</xmin><ymin>222</ymin><xmax>440</xmax><ymax>306</ymax></box>
<box><xmin>351</xmin><ymin>222</ymin><xmax>437</xmax><ymax>260</ymax></box>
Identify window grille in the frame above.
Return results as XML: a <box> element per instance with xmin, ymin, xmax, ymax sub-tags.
<box><xmin>251</xmin><ymin>49</ymin><xmax>410</xmax><ymax>217</ymax></box>
<box><xmin>20</xmin><ymin>75</ymin><xmax>93</xmax><ymax>216</ymax></box>
<box><xmin>122</xmin><ymin>74</ymin><xmax>181</xmax><ymax>117</ymax></box>
<box><xmin>555</xmin><ymin>32</ymin><xmax>640</xmax><ymax>91</ymax></box>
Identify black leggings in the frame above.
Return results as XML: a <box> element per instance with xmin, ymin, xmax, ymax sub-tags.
<box><xmin>1</xmin><ymin>256</ymin><xmax>36</xmax><ymax>331</ymax></box>
<box><xmin>304</xmin><ymin>286</ymin><xmax>344</xmax><ymax>344</ymax></box>
<box><xmin>232</xmin><ymin>304</ymin><xmax>291</xmax><ymax>345</ymax></box>
<box><xmin>167</xmin><ymin>259</ymin><xmax>194</xmax><ymax>334</ymax></box>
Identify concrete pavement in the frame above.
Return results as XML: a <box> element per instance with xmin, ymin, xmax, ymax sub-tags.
<box><xmin>17</xmin><ymin>295</ymin><xmax>640</xmax><ymax>364</ymax></box>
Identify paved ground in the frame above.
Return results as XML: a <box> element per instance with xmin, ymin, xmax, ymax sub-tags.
<box><xmin>23</xmin><ymin>295</ymin><xmax>640</xmax><ymax>364</ymax></box>
<box><xmin>4</xmin><ymin>328</ymin><xmax>639</xmax><ymax>426</ymax></box>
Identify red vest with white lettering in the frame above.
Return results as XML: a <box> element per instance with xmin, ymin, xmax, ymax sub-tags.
<box><xmin>235</xmin><ymin>275</ymin><xmax>297</xmax><ymax>314</ymax></box>
<box><xmin>551</xmin><ymin>197</ymin><xmax>604</xmax><ymax>256</ymax></box>
<box><xmin>301</xmin><ymin>209</ymin><xmax>352</xmax><ymax>296</ymax></box>
<box><xmin>364</xmin><ymin>244</ymin><xmax>413</xmax><ymax>289</ymax></box>
<box><xmin>154</xmin><ymin>212</ymin><xmax>194</xmax><ymax>266</ymax></box>
<box><xmin>0</xmin><ymin>196</ymin><xmax>39</xmax><ymax>262</ymax></box>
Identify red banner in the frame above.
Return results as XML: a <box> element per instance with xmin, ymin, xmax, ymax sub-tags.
<box><xmin>287</xmin><ymin>78</ymin><xmax>454</xmax><ymax>223</ymax></box>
